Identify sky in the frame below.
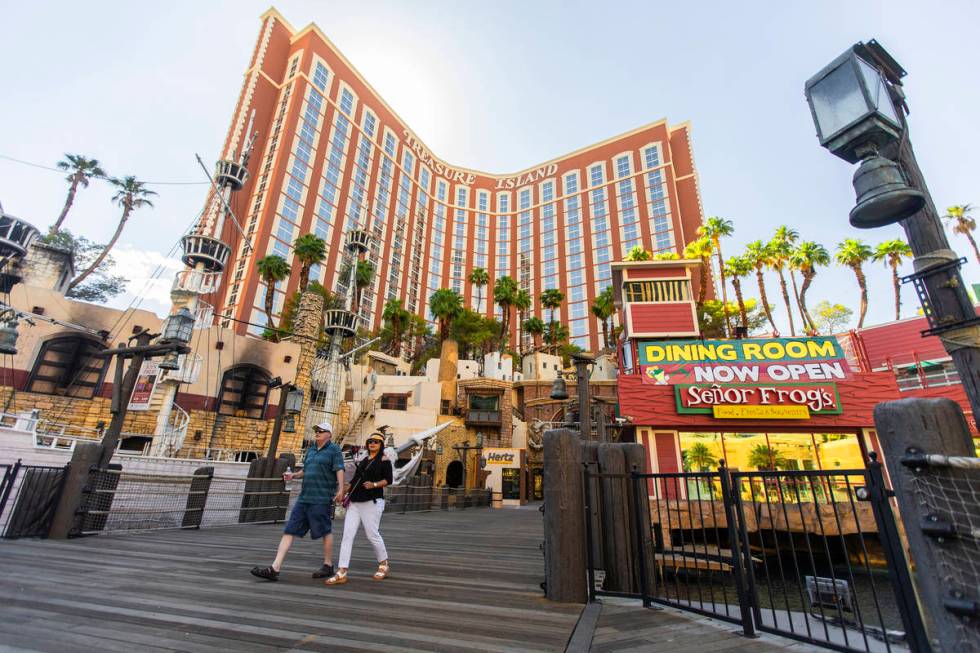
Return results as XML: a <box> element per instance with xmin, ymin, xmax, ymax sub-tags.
<box><xmin>1</xmin><ymin>0</ymin><xmax>977</xmax><ymax>332</ymax></box>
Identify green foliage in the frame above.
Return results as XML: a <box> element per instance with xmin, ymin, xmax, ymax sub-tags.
<box><xmin>450</xmin><ymin>309</ymin><xmax>501</xmax><ymax>359</ymax></box>
<box><xmin>293</xmin><ymin>234</ymin><xmax>327</xmax><ymax>290</ymax></box>
<box><xmin>682</xmin><ymin>442</ymin><xmax>719</xmax><ymax>472</ymax></box>
<box><xmin>429</xmin><ymin>288</ymin><xmax>463</xmax><ymax>341</ymax></box>
<box><xmin>811</xmin><ymin>300</ymin><xmax>853</xmax><ymax>334</ymax></box>
<box><xmin>40</xmin><ymin>230</ymin><xmax>127</xmax><ymax>303</ymax></box>
<box><xmin>624</xmin><ymin>246</ymin><xmax>652</xmax><ymax>261</ymax></box>
<box><xmin>747</xmin><ymin>445</ymin><xmax>789</xmax><ymax>471</ymax></box>
<box><xmin>698</xmin><ymin>298</ymin><xmax>768</xmax><ymax>337</ymax></box>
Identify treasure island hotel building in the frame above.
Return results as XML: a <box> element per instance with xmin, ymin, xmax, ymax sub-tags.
<box><xmin>207</xmin><ymin>9</ymin><xmax>706</xmax><ymax>352</ymax></box>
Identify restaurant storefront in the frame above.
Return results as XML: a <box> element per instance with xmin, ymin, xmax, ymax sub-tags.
<box><xmin>619</xmin><ymin>336</ymin><xmax>902</xmax><ymax>491</ymax></box>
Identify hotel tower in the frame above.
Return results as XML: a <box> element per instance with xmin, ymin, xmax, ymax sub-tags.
<box><xmin>199</xmin><ymin>8</ymin><xmax>706</xmax><ymax>352</ymax></box>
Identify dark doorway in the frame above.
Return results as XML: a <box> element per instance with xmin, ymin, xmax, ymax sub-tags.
<box><xmin>445</xmin><ymin>461</ymin><xmax>463</xmax><ymax>488</ymax></box>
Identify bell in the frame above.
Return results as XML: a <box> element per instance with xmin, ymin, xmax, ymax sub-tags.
<box><xmin>549</xmin><ymin>375</ymin><xmax>569</xmax><ymax>401</ymax></box>
<box><xmin>849</xmin><ymin>154</ymin><xmax>926</xmax><ymax>228</ymax></box>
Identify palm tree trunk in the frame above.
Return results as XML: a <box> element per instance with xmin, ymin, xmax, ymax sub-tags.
<box><xmin>69</xmin><ymin>205</ymin><xmax>130</xmax><ymax>290</ymax></box>
<box><xmin>755</xmin><ymin>268</ymin><xmax>778</xmax><ymax>332</ymax></box>
<box><xmin>891</xmin><ymin>263</ymin><xmax>901</xmax><ymax>321</ymax></box>
<box><xmin>854</xmin><ymin>265</ymin><xmax>869</xmax><ymax>328</ymax></box>
<box><xmin>517</xmin><ymin>310</ymin><xmax>525</xmax><ymax>355</ymax></box>
<box><xmin>777</xmin><ymin>270</ymin><xmax>796</xmax><ymax>336</ymax></box>
<box><xmin>731</xmin><ymin>278</ymin><xmax>747</xmax><ymax>328</ymax></box>
<box><xmin>299</xmin><ymin>266</ymin><xmax>310</xmax><ymax>291</ymax></box>
<box><xmin>264</xmin><ymin>283</ymin><xmax>277</xmax><ymax>331</ymax></box>
<box><xmin>600</xmin><ymin>318</ymin><xmax>609</xmax><ymax>351</ymax></box>
<box><xmin>799</xmin><ymin>272</ymin><xmax>816</xmax><ymax>333</ymax></box>
<box><xmin>715</xmin><ymin>246</ymin><xmax>732</xmax><ymax>336</ymax></box>
<box><xmin>789</xmin><ymin>270</ymin><xmax>806</xmax><ymax>332</ymax></box>
<box><xmin>696</xmin><ymin>260</ymin><xmax>709</xmax><ymax>308</ymax></box>
<box><xmin>965</xmin><ymin>231</ymin><xmax>980</xmax><ymax>265</ymax></box>
<box><xmin>51</xmin><ymin>176</ymin><xmax>80</xmax><ymax>235</ymax></box>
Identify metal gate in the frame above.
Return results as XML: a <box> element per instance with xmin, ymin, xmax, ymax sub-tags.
<box><xmin>584</xmin><ymin>455</ymin><xmax>931</xmax><ymax>652</ymax></box>
<box><xmin>0</xmin><ymin>460</ymin><xmax>70</xmax><ymax>539</ymax></box>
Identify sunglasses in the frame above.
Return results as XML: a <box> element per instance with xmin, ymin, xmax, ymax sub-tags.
<box><xmin>366</xmin><ymin>439</ymin><xmax>383</xmax><ymax>445</ymax></box>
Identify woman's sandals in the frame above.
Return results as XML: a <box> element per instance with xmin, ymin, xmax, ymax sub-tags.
<box><xmin>324</xmin><ymin>568</ymin><xmax>348</xmax><ymax>585</ymax></box>
<box><xmin>373</xmin><ymin>561</ymin><xmax>389</xmax><ymax>581</ymax></box>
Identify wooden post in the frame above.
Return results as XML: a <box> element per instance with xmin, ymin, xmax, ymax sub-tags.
<box><xmin>598</xmin><ymin>444</ymin><xmax>632</xmax><ymax>592</ymax></box>
<box><xmin>48</xmin><ymin>443</ymin><xmax>104</xmax><ymax>539</ymax></box>
<box><xmin>181</xmin><ymin>466</ymin><xmax>214</xmax><ymax>529</ymax></box>
<box><xmin>581</xmin><ymin>441</ymin><xmax>603</xmax><ymax>579</ymax></box>
<box><xmin>874</xmin><ymin>398</ymin><xmax>975</xmax><ymax>653</ymax></box>
<box><xmin>543</xmin><ymin>428</ymin><xmax>586</xmax><ymax>603</ymax></box>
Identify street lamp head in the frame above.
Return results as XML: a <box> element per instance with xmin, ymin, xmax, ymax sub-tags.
<box><xmin>849</xmin><ymin>154</ymin><xmax>925</xmax><ymax>228</ymax></box>
<box><xmin>284</xmin><ymin>387</ymin><xmax>304</xmax><ymax>415</ymax></box>
<box><xmin>804</xmin><ymin>43</ymin><xmax>903</xmax><ymax>164</ymax></box>
<box><xmin>476</xmin><ymin>432</ymin><xmax>484</xmax><ymax>448</ymax></box>
<box><xmin>161</xmin><ymin>307</ymin><xmax>195</xmax><ymax>344</ymax></box>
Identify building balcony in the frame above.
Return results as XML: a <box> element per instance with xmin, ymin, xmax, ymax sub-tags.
<box><xmin>465</xmin><ymin>410</ymin><xmax>501</xmax><ymax>426</ymax></box>
<box><xmin>172</xmin><ymin>270</ymin><xmax>222</xmax><ymax>295</ymax></box>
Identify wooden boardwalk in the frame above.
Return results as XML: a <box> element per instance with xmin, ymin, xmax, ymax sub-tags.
<box><xmin>0</xmin><ymin>505</ymin><xmax>820</xmax><ymax>652</ymax></box>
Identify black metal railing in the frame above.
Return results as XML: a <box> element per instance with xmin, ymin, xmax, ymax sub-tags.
<box><xmin>583</xmin><ymin>461</ymin><xmax>929</xmax><ymax>653</ymax></box>
<box><xmin>0</xmin><ymin>460</ymin><xmax>70</xmax><ymax>539</ymax></box>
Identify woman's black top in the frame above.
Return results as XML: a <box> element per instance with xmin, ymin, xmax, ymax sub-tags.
<box><xmin>349</xmin><ymin>455</ymin><xmax>393</xmax><ymax>503</ymax></box>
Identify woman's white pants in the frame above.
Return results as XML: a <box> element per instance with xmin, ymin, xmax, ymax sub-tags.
<box><xmin>338</xmin><ymin>499</ymin><xmax>387</xmax><ymax>569</ymax></box>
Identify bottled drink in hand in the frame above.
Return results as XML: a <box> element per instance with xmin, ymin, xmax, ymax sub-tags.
<box><xmin>283</xmin><ymin>466</ymin><xmax>293</xmax><ymax>491</ymax></box>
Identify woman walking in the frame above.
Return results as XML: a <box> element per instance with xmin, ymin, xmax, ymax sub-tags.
<box><xmin>326</xmin><ymin>432</ymin><xmax>393</xmax><ymax>585</ymax></box>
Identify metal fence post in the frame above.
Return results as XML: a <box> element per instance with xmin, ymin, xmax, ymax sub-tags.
<box><xmin>0</xmin><ymin>460</ymin><xmax>22</xmax><ymax>523</ymax></box>
<box><xmin>630</xmin><ymin>468</ymin><xmax>651</xmax><ymax>608</ymax></box>
<box><xmin>865</xmin><ymin>452</ymin><xmax>933</xmax><ymax>653</ymax></box>
<box><xmin>718</xmin><ymin>460</ymin><xmax>757</xmax><ymax>638</ymax></box>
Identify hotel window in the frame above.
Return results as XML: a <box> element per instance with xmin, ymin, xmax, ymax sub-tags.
<box><xmin>339</xmin><ymin>87</ymin><xmax>355</xmax><ymax>115</ymax></box>
<box><xmin>615</xmin><ymin>154</ymin><xmax>632</xmax><ymax>179</ymax></box>
<box><xmin>312</xmin><ymin>61</ymin><xmax>330</xmax><ymax>91</ymax></box>
<box><xmin>624</xmin><ymin>279</ymin><xmax>690</xmax><ymax>302</ymax></box>
<box><xmin>26</xmin><ymin>336</ymin><xmax>108</xmax><ymax>399</ymax></box>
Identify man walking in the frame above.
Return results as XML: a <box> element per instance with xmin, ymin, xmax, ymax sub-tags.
<box><xmin>250</xmin><ymin>421</ymin><xmax>344</xmax><ymax>581</ymax></box>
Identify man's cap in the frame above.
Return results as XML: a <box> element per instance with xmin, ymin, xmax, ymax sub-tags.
<box><xmin>314</xmin><ymin>421</ymin><xmax>333</xmax><ymax>433</ymax></box>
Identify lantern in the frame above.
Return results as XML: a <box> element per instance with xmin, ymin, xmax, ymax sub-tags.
<box><xmin>161</xmin><ymin>307</ymin><xmax>195</xmax><ymax>344</ymax></box>
<box><xmin>284</xmin><ymin>387</ymin><xmax>304</xmax><ymax>415</ymax></box>
<box><xmin>0</xmin><ymin>316</ymin><xmax>19</xmax><ymax>355</ymax></box>
<box><xmin>549</xmin><ymin>375</ymin><xmax>569</xmax><ymax>401</ymax></box>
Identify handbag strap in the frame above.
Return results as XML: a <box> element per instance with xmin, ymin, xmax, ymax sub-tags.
<box><xmin>346</xmin><ymin>454</ymin><xmax>379</xmax><ymax>497</ymax></box>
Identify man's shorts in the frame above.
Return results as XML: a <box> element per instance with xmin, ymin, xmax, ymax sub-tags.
<box><xmin>283</xmin><ymin>501</ymin><xmax>333</xmax><ymax>539</ymax></box>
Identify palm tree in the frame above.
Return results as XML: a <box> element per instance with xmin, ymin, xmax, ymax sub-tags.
<box><xmin>468</xmin><ymin>267</ymin><xmax>489</xmax><ymax>313</ymax></box>
<box><xmin>591</xmin><ymin>286</ymin><xmax>615</xmax><ymax>350</ymax></box>
<box><xmin>744</xmin><ymin>240</ymin><xmax>778</xmax><ymax>333</ymax></box>
<box><xmin>493</xmin><ymin>275</ymin><xmax>519</xmax><ymax>348</ymax></box>
<box><xmin>682</xmin><ymin>442</ymin><xmax>719</xmax><ymax>472</ymax></box>
<box><xmin>69</xmin><ymin>176</ymin><xmax>156</xmax><ymax>291</ymax></box>
<box><xmin>353</xmin><ymin>259</ymin><xmax>375</xmax><ymax>314</ymax></box>
<box><xmin>540</xmin><ymin>288</ymin><xmax>564</xmax><ymax>354</ymax></box>
<box><xmin>747</xmin><ymin>444</ymin><xmax>788</xmax><ymax>471</ymax></box>
<box><xmin>544</xmin><ymin>322</ymin><xmax>569</xmax><ymax>354</ymax></box>
<box><xmin>835</xmin><ymin>238</ymin><xmax>874</xmax><ymax>328</ymax></box>
<box><xmin>256</xmin><ymin>255</ymin><xmax>290</xmax><ymax>331</ymax></box>
<box><xmin>524</xmin><ymin>316</ymin><xmax>545</xmax><ymax>351</ymax></box>
<box><xmin>725</xmin><ymin>255</ymin><xmax>753</xmax><ymax>330</ymax></box>
<box><xmin>514</xmin><ymin>288</ymin><xmax>531</xmax><ymax>354</ymax></box>
<box><xmin>790</xmin><ymin>241</ymin><xmax>830</xmax><ymax>333</ymax></box>
<box><xmin>382</xmin><ymin>298</ymin><xmax>409</xmax><ymax>356</ymax></box>
<box><xmin>293</xmin><ymin>233</ymin><xmax>327</xmax><ymax>291</ymax></box>
<box><xmin>429</xmin><ymin>288</ymin><xmax>462</xmax><ymax>342</ymax></box>
<box><xmin>767</xmin><ymin>236</ymin><xmax>797</xmax><ymax>336</ymax></box>
<box><xmin>52</xmin><ymin>155</ymin><xmax>106</xmax><ymax>236</ymax></box>
<box><xmin>624</xmin><ymin>245</ymin><xmax>653</xmax><ymax>261</ymax></box>
<box><xmin>774</xmin><ymin>225</ymin><xmax>804</xmax><ymax>327</ymax></box>
<box><xmin>943</xmin><ymin>204</ymin><xmax>979</xmax><ymax>264</ymax></box>
<box><xmin>873</xmin><ymin>239</ymin><xmax>913</xmax><ymax>321</ymax></box>
<box><xmin>683</xmin><ymin>237</ymin><xmax>714</xmax><ymax>310</ymax></box>
<box><xmin>699</xmin><ymin>216</ymin><xmax>735</xmax><ymax>336</ymax></box>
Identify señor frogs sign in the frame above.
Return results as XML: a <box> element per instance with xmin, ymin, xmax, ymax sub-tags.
<box><xmin>638</xmin><ymin>337</ymin><xmax>852</xmax><ymax>386</ymax></box>
<box><xmin>676</xmin><ymin>382</ymin><xmax>842</xmax><ymax>418</ymax></box>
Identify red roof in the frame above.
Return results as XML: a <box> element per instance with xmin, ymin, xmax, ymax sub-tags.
<box><xmin>849</xmin><ymin>306</ymin><xmax>980</xmax><ymax>369</ymax></box>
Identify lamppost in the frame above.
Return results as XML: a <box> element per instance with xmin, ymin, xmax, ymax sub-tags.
<box><xmin>805</xmin><ymin>40</ymin><xmax>980</xmax><ymax>430</ymax></box>
<box><xmin>548</xmin><ymin>353</ymin><xmax>598</xmax><ymax>440</ymax></box>
<box><xmin>265</xmin><ymin>379</ymin><xmax>304</xmax><ymax>461</ymax></box>
<box><xmin>96</xmin><ymin>308</ymin><xmax>195</xmax><ymax>467</ymax></box>
<box><xmin>452</xmin><ymin>432</ymin><xmax>484</xmax><ymax>489</ymax></box>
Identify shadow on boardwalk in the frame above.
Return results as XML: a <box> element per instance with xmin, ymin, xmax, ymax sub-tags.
<box><xmin>0</xmin><ymin>505</ymin><xmax>824</xmax><ymax>652</ymax></box>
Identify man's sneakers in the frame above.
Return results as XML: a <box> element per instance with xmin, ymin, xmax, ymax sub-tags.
<box><xmin>250</xmin><ymin>565</ymin><xmax>280</xmax><ymax>581</ymax></box>
<box><xmin>312</xmin><ymin>564</ymin><xmax>334</xmax><ymax>579</ymax></box>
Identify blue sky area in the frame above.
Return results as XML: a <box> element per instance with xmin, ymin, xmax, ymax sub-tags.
<box><xmin>0</xmin><ymin>0</ymin><xmax>977</xmax><ymax>331</ymax></box>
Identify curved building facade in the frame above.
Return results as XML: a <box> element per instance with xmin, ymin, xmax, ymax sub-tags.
<box><xmin>205</xmin><ymin>8</ymin><xmax>706</xmax><ymax>352</ymax></box>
